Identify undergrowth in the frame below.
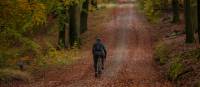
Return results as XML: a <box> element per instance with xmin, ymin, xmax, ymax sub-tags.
<box><xmin>155</xmin><ymin>40</ymin><xmax>200</xmax><ymax>86</ymax></box>
<box><xmin>33</xmin><ymin>43</ymin><xmax>79</xmax><ymax>70</ymax></box>
<box><xmin>0</xmin><ymin>69</ymin><xmax>32</xmax><ymax>83</ymax></box>
<box><xmin>154</xmin><ymin>41</ymin><xmax>170</xmax><ymax>65</ymax></box>
<box><xmin>0</xmin><ymin>37</ymin><xmax>79</xmax><ymax>83</ymax></box>
<box><xmin>168</xmin><ymin>57</ymin><xmax>183</xmax><ymax>81</ymax></box>
<box><xmin>137</xmin><ymin>0</ymin><xmax>161</xmax><ymax>23</ymax></box>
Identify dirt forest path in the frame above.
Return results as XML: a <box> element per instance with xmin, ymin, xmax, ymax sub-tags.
<box><xmin>20</xmin><ymin>3</ymin><xmax>174</xmax><ymax>87</ymax></box>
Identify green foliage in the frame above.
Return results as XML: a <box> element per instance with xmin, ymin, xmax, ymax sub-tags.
<box><xmin>0</xmin><ymin>52</ymin><xmax>12</xmax><ymax>68</ymax></box>
<box><xmin>0</xmin><ymin>0</ymin><xmax>46</xmax><ymax>32</ymax></box>
<box><xmin>63</xmin><ymin>0</ymin><xmax>81</xmax><ymax>6</ymax></box>
<box><xmin>168</xmin><ymin>58</ymin><xmax>183</xmax><ymax>81</ymax></box>
<box><xmin>0</xmin><ymin>0</ymin><xmax>78</xmax><ymax>69</ymax></box>
<box><xmin>176</xmin><ymin>48</ymin><xmax>200</xmax><ymax>61</ymax></box>
<box><xmin>137</xmin><ymin>0</ymin><xmax>161</xmax><ymax>23</ymax></box>
<box><xmin>0</xmin><ymin>28</ymin><xmax>41</xmax><ymax>54</ymax></box>
<box><xmin>0</xmin><ymin>49</ymin><xmax>23</xmax><ymax>68</ymax></box>
<box><xmin>0</xmin><ymin>69</ymin><xmax>32</xmax><ymax>83</ymax></box>
<box><xmin>0</xmin><ymin>2</ymin><xmax>85</xmax><ymax>84</ymax></box>
<box><xmin>32</xmin><ymin>41</ymin><xmax>79</xmax><ymax>69</ymax></box>
<box><xmin>34</xmin><ymin>50</ymin><xmax>77</xmax><ymax>68</ymax></box>
<box><xmin>155</xmin><ymin>42</ymin><xmax>170</xmax><ymax>65</ymax></box>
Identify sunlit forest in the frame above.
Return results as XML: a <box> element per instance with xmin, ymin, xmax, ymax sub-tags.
<box><xmin>0</xmin><ymin>0</ymin><xmax>200</xmax><ymax>87</ymax></box>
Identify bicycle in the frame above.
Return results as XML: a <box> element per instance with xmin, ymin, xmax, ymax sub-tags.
<box><xmin>96</xmin><ymin>57</ymin><xmax>103</xmax><ymax>77</ymax></box>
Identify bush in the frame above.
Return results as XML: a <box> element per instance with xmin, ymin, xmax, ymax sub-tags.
<box><xmin>0</xmin><ymin>69</ymin><xmax>32</xmax><ymax>83</ymax></box>
<box><xmin>137</xmin><ymin>0</ymin><xmax>161</xmax><ymax>23</ymax></box>
<box><xmin>0</xmin><ymin>51</ymin><xmax>18</xmax><ymax>68</ymax></box>
<box><xmin>168</xmin><ymin>58</ymin><xmax>183</xmax><ymax>81</ymax></box>
<box><xmin>155</xmin><ymin>42</ymin><xmax>170</xmax><ymax>65</ymax></box>
<box><xmin>0</xmin><ymin>53</ymin><xmax>10</xmax><ymax>68</ymax></box>
<box><xmin>32</xmin><ymin>42</ymin><xmax>79</xmax><ymax>69</ymax></box>
<box><xmin>181</xmin><ymin>49</ymin><xmax>200</xmax><ymax>61</ymax></box>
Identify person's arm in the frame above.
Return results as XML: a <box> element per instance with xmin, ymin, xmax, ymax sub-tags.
<box><xmin>103</xmin><ymin>45</ymin><xmax>107</xmax><ymax>58</ymax></box>
<box><xmin>92</xmin><ymin>44</ymin><xmax>95</xmax><ymax>55</ymax></box>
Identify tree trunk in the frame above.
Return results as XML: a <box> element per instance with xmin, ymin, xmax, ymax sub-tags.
<box><xmin>58</xmin><ymin>22</ymin><xmax>66</xmax><ymax>48</ymax></box>
<box><xmin>80</xmin><ymin>0</ymin><xmax>89</xmax><ymax>33</ymax></box>
<box><xmin>184</xmin><ymin>0</ymin><xmax>194</xmax><ymax>43</ymax></box>
<box><xmin>172</xmin><ymin>0</ymin><xmax>180</xmax><ymax>23</ymax></box>
<box><xmin>198</xmin><ymin>0</ymin><xmax>200</xmax><ymax>42</ymax></box>
<box><xmin>58</xmin><ymin>6</ymin><xmax>68</xmax><ymax>49</ymax></box>
<box><xmin>69</xmin><ymin>4</ymin><xmax>81</xmax><ymax>47</ymax></box>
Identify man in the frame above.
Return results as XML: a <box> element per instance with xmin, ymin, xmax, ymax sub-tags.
<box><xmin>92</xmin><ymin>38</ymin><xmax>107</xmax><ymax>77</ymax></box>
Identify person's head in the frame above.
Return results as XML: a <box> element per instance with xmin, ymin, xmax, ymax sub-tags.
<box><xmin>96</xmin><ymin>38</ymin><xmax>101</xmax><ymax>42</ymax></box>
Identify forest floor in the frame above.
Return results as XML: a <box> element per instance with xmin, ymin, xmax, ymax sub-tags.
<box><xmin>16</xmin><ymin>3</ymin><xmax>174</xmax><ymax>87</ymax></box>
<box><xmin>153</xmin><ymin>10</ymin><xmax>200</xmax><ymax>87</ymax></box>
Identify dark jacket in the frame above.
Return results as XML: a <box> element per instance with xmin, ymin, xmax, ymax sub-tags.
<box><xmin>92</xmin><ymin>41</ymin><xmax>107</xmax><ymax>57</ymax></box>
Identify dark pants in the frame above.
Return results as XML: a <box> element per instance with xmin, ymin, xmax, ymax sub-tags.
<box><xmin>93</xmin><ymin>55</ymin><xmax>105</xmax><ymax>73</ymax></box>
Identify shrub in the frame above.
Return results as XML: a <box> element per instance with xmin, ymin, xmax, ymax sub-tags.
<box><xmin>0</xmin><ymin>69</ymin><xmax>32</xmax><ymax>83</ymax></box>
<box><xmin>137</xmin><ymin>0</ymin><xmax>161</xmax><ymax>23</ymax></box>
<box><xmin>168</xmin><ymin>58</ymin><xmax>183</xmax><ymax>81</ymax></box>
<box><xmin>0</xmin><ymin>53</ymin><xmax>10</xmax><ymax>68</ymax></box>
<box><xmin>155</xmin><ymin>42</ymin><xmax>170</xmax><ymax>65</ymax></box>
<box><xmin>32</xmin><ymin>42</ymin><xmax>79</xmax><ymax>69</ymax></box>
<box><xmin>0</xmin><ymin>51</ymin><xmax>17</xmax><ymax>68</ymax></box>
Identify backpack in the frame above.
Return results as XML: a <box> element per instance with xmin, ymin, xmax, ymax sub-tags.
<box><xmin>94</xmin><ymin>43</ymin><xmax>104</xmax><ymax>55</ymax></box>
<box><xmin>94</xmin><ymin>43</ymin><xmax>103</xmax><ymax>52</ymax></box>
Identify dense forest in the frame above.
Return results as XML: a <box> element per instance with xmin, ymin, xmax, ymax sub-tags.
<box><xmin>138</xmin><ymin>0</ymin><xmax>200</xmax><ymax>86</ymax></box>
<box><xmin>0</xmin><ymin>0</ymin><xmax>200</xmax><ymax>87</ymax></box>
<box><xmin>0</xmin><ymin>0</ymin><xmax>102</xmax><ymax>84</ymax></box>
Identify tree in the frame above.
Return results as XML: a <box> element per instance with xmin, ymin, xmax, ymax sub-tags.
<box><xmin>68</xmin><ymin>3</ymin><xmax>81</xmax><ymax>47</ymax></box>
<box><xmin>197</xmin><ymin>0</ymin><xmax>200</xmax><ymax>42</ymax></box>
<box><xmin>58</xmin><ymin>6</ymin><xmax>68</xmax><ymax>48</ymax></box>
<box><xmin>184</xmin><ymin>0</ymin><xmax>194</xmax><ymax>43</ymax></box>
<box><xmin>172</xmin><ymin>0</ymin><xmax>180</xmax><ymax>23</ymax></box>
<box><xmin>80</xmin><ymin>0</ymin><xmax>89</xmax><ymax>33</ymax></box>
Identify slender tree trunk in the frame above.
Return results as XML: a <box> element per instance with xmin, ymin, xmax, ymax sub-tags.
<box><xmin>58</xmin><ymin>5</ymin><xmax>68</xmax><ymax>48</ymax></box>
<box><xmin>80</xmin><ymin>0</ymin><xmax>89</xmax><ymax>33</ymax></box>
<box><xmin>198</xmin><ymin>0</ymin><xmax>200</xmax><ymax>42</ymax></box>
<box><xmin>58</xmin><ymin>22</ymin><xmax>66</xmax><ymax>48</ymax></box>
<box><xmin>69</xmin><ymin>4</ymin><xmax>81</xmax><ymax>47</ymax></box>
<box><xmin>172</xmin><ymin>0</ymin><xmax>180</xmax><ymax>23</ymax></box>
<box><xmin>184</xmin><ymin>0</ymin><xmax>194</xmax><ymax>43</ymax></box>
